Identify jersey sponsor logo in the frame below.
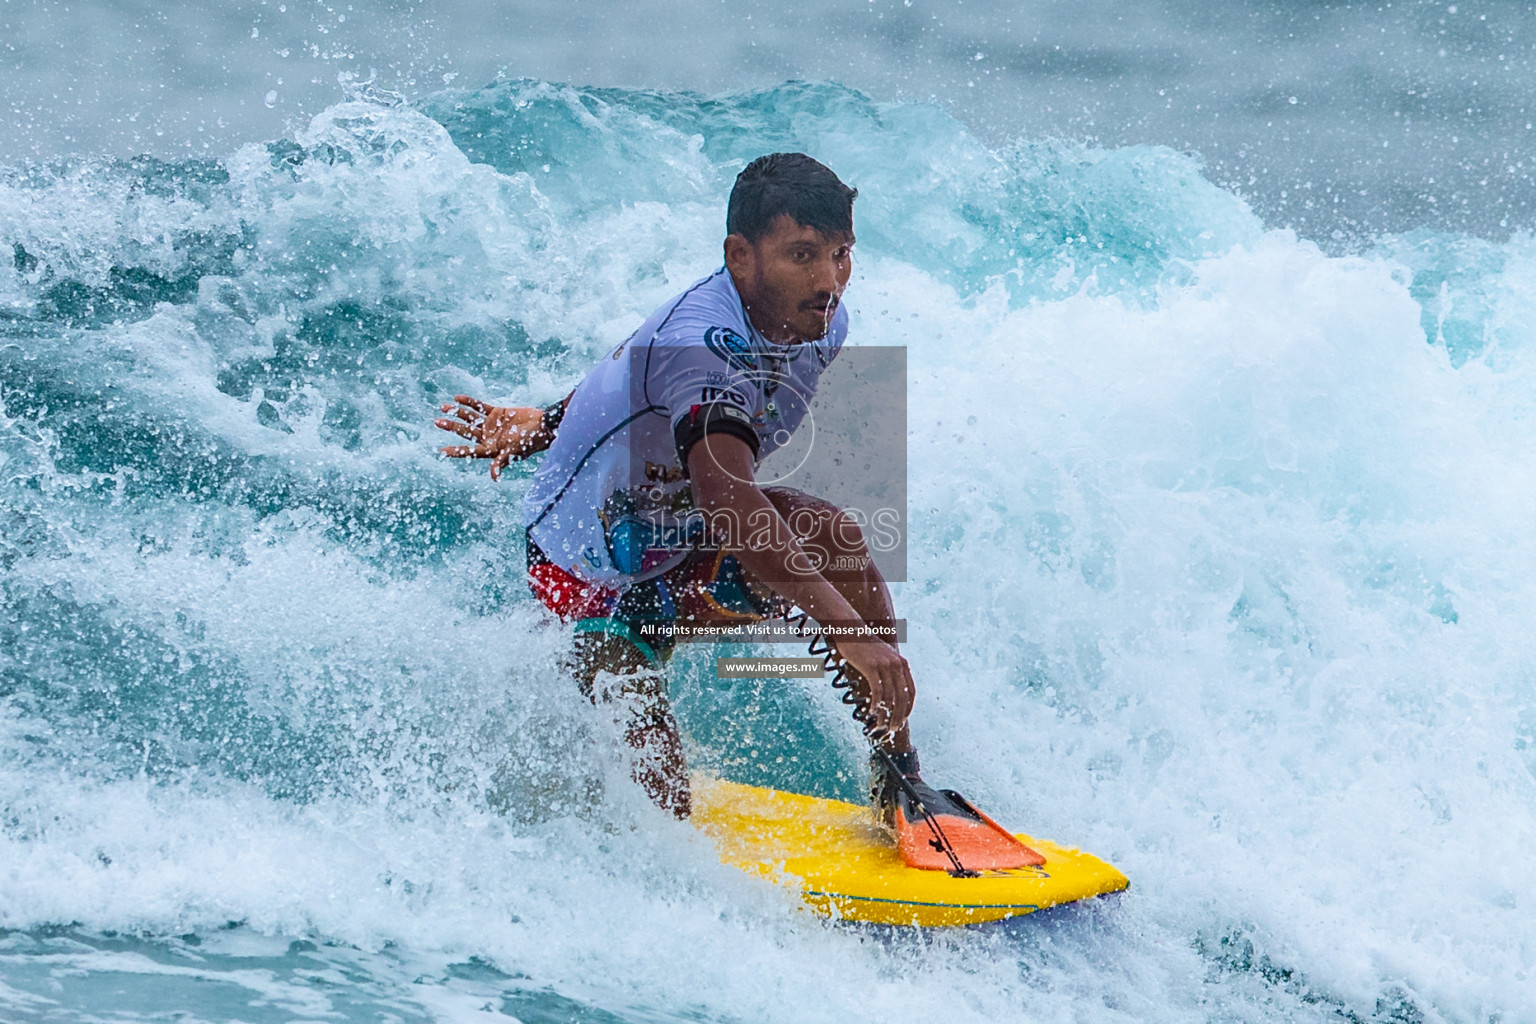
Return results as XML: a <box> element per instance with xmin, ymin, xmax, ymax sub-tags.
<box><xmin>704</xmin><ymin>326</ymin><xmax>757</xmax><ymax>370</ymax></box>
<box><xmin>599</xmin><ymin>494</ymin><xmax>702</xmax><ymax>575</ymax></box>
<box><xmin>699</xmin><ymin>385</ymin><xmax>749</xmax><ymax>408</ymax></box>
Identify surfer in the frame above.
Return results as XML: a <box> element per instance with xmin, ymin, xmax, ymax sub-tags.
<box><xmin>435</xmin><ymin>155</ymin><xmax>1011</xmax><ymax>870</ymax></box>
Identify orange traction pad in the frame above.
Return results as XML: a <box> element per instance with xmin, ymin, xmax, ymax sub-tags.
<box><xmin>895</xmin><ymin>798</ymin><xmax>1047</xmax><ymax>872</ymax></box>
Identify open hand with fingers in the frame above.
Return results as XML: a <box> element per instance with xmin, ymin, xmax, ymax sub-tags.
<box><xmin>434</xmin><ymin>395</ymin><xmax>553</xmax><ymax>480</ymax></box>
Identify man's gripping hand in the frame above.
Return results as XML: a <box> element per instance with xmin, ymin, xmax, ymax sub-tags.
<box><xmin>685</xmin><ymin>430</ymin><xmax>916</xmax><ymax>745</ymax></box>
<box><xmin>435</xmin><ymin>395</ymin><xmax>552</xmax><ymax>481</ymax></box>
<box><xmin>834</xmin><ymin>637</ymin><xmax>916</xmax><ymax>743</ymax></box>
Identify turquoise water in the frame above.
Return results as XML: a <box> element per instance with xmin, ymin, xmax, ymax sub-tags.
<box><xmin>9</xmin><ymin>0</ymin><xmax>1536</xmax><ymax>241</ymax></box>
<box><xmin>2</xmin><ymin>78</ymin><xmax>1534</xmax><ymax>1022</ymax></box>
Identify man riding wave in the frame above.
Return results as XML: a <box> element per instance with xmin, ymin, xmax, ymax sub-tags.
<box><xmin>436</xmin><ymin>154</ymin><xmax>1036</xmax><ymax>872</ymax></box>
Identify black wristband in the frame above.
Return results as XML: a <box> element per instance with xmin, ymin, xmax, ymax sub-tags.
<box><xmin>672</xmin><ymin>402</ymin><xmax>760</xmax><ymax>476</ymax></box>
<box><xmin>540</xmin><ymin>399</ymin><xmax>566</xmax><ymax>435</ymax></box>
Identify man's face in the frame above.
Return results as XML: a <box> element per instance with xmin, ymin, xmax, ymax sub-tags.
<box><xmin>725</xmin><ymin>213</ymin><xmax>854</xmax><ymax>344</ymax></box>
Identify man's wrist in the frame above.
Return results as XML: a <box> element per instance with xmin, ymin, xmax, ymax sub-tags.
<box><xmin>540</xmin><ymin>399</ymin><xmax>566</xmax><ymax>436</ymax></box>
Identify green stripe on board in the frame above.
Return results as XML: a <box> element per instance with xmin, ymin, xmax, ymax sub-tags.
<box><xmin>804</xmin><ymin>890</ymin><xmax>1042</xmax><ymax>912</ymax></box>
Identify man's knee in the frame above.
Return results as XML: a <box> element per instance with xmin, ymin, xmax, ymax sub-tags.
<box><xmin>825</xmin><ymin>508</ymin><xmax>870</xmax><ymax>557</ymax></box>
<box><xmin>569</xmin><ymin>631</ymin><xmax>658</xmax><ymax>701</ymax></box>
<box><xmin>763</xmin><ymin>488</ymin><xmax>869</xmax><ymax>559</ymax></box>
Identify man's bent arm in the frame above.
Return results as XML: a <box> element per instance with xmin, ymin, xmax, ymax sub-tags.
<box><xmin>686</xmin><ymin>432</ymin><xmax>915</xmax><ymax>739</ymax></box>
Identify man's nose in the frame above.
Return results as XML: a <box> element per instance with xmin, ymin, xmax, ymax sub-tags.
<box><xmin>810</xmin><ymin>255</ymin><xmax>842</xmax><ymax>294</ymax></box>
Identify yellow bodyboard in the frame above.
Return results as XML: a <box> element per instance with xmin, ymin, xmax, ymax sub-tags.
<box><xmin>692</xmin><ymin>776</ymin><xmax>1128</xmax><ymax>927</ymax></box>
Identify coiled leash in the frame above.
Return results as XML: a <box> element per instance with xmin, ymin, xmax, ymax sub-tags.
<box><xmin>780</xmin><ymin>607</ymin><xmax>979</xmax><ymax>878</ymax></box>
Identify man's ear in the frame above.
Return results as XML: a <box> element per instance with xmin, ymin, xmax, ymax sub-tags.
<box><xmin>724</xmin><ymin>233</ymin><xmax>754</xmax><ymax>287</ymax></box>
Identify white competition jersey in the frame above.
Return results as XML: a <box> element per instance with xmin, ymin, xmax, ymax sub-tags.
<box><xmin>524</xmin><ymin>268</ymin><xmax>846</xmax><ymax>585</ymax></box>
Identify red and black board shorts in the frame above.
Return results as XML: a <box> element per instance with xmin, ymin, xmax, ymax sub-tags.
<box><xmin>526</xmin><ymin>532</ymin><xmax>783</xmax><ymax>666</ymax></box>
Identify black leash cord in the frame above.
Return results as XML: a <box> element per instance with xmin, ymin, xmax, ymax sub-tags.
<box><xmin>781</xmin><ymin>606</ymin><xmax>878</xmax><ymax>736</ymax></box>
<box><xmin>780</xmin><ymin>607</ymin><xmax>975</xmax><ymax>877</ymax></box>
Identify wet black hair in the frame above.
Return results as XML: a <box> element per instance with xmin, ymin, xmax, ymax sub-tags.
<box><xmin>726</xmin><ymin>153</ymin><xmax>857</xmax><ymax>243</ymax></box>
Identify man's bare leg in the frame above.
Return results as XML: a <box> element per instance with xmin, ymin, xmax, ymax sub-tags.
<box><xmin>565</xmin><ymin>491</ymin><xmax>907</xmax><ymax>818</ymax></box>
<box><xmin>569</xmin><ymin>631</ymin><xmax>691</xmax><ymax>818</ymax></box>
